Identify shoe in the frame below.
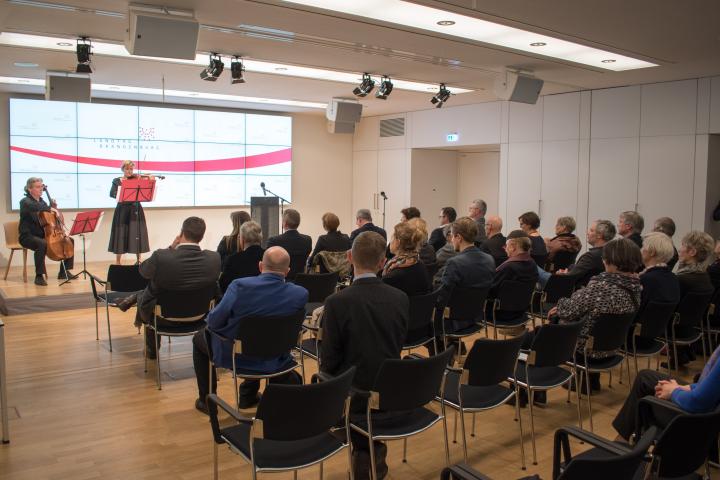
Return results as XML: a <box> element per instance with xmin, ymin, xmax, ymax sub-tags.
<box><xmin>238</xmin><ymin>393</ymin><xmax>261</xmax><ymax>409</ymax></box>
<box><xmin>58</xmin><ymin>270</ymin><xmax>73</xmax><ymax>279</ymax></box>
<box><xmin>195</xmin><ymin>398</ymin><xmax>209</xmax><ymax>416</ymax></box>
<box><xmin>34</xmin><ymin>275</ymin><xmax>48</xmax><ymax>286</ymax></box>
<box><xmin>117</xmin><ymin>294</ymin><xmax>138</xmax><ymax>312</ymax></box>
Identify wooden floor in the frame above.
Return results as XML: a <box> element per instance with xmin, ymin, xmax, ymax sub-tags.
<box><xmin>0</xmin><ymin>263</ymin><xmax>712</xmax><ymax>479</ymax></box>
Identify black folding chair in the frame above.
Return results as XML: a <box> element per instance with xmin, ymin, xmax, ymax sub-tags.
<box><xmin>487</xmin><ymin>280</ymin><xmax>535</xmax><ymax>339</ymax></box>
<box><xmin>294</xmin><ymin>272</ymin><xmax>339</xmax><ymax>316</ymax></box>
<box><xmin>511</xmin><ymin>322</ymin><xmax>583</xmax><ymax>465</ymax></box>
<box><xmin>349</xmin><ymin>348</ymin><xmax>456</xmax><ymax>480</ymax></box>
<box><xmin>571</xmin><ymin>312</ymin><xmax>636</xmax><ymax>431</ymax></box>
<box><xmin>143</xmin><ymin>286</ymin><xmax>215</xmax><ymax>390</ymax></box>
<box><xmin>404</xmin><ymin>290</ymin><xmax>440</xmax><ymax>353</ymax></box>
<box><xmin>622</xmin><ymin>301</ymin><xmax>677</xmax><ymax>379</ymax></box>
<box><xmin>206</xmin><ymin>310</ymin><xmax>305</xmax><ymax>409</ymax></box>
<box><xmin>207</xmin><ymin>366</ymin><xmax>356</xmax><ymax>480</ymax></box>
<box><xmin>704</xmin><ymin>288</ymin><xmax>720</xmax><ymax>351</ymax></box>
<box><xmin>441</xmin><ymin>286</ymin><xmax>489</xmax><ymax>350</ymax></box>
<box><xmin>89</xmin><ymin>264</ymin><xmax>148</xmax><ymax>352</ymax></box>
<box><xmin>668</xmin><ymin>291</ymin><xmax>714</xmax><ymax>372</ymax></box>
<box><xmin>441</xmin><ymin>335</ymin><xmax>527</xmax><ymax>469</ymax></box>
<box><xmin>547</xmin><ymin>250</ymin><xmax>579</xmax><ymax>273</ymax></box>
<box><xmin>531</xmin><ymin>275</ymin><xmax>576</xmax><ymax>328</ymax></box>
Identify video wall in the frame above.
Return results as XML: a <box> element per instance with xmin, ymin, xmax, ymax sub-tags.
<box><xmin>9</xmin><ymin>99</ymin><xmax>292</xmax><ymax>209</ymax></box>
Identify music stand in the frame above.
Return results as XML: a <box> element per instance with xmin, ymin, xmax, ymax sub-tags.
<box><xmin>62</xmin><ymin>210</ymin><xmax>104</xmax><ymax>285</ymax></box>
<box><xmin>119</xmin><ymin>177</ymin><xmax>156</xmax><ymax>258</ymax></box>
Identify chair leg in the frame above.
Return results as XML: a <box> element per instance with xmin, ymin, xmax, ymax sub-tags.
<box><xmin>471</xmin><ymin>412</ymin><xmax>476</xmax><ymax>437</ymax></box>
<box><xmin>143</xmin><ymin>325</ymin><xmax>148</xmax><ymax>373</ymax></box>
<box><xmin>105</xmin><ymin>302</ymin><xmax>113</xmax><ymax>352</ymax></box>
<box><xmin>528</xmin><ymin>387</ymin><xmax>537</xmax><ymax>465</ymax></box>
<box><xmin>213</xmin><ymin>442</ymin><xmax>219</xmax><ymax>480</ymax></box>
<box><xmin>459</xmin><ymin>409</ymin><xmax>469</xmax><ymax>464</ymax></box>
<box><xmin>453</xmin><ymin>410</ymin><xmax>458</xmax><ymax>443</ymax></box>
<box><xmin>94</xmin><ymin>302</ymin><xmax>99</xmax><ymax>341</ymax></box>
<box><xmin>293</xmin><ymin>470</ymin><xmax>297</xmax><ymax>480</ymax></box>
<box><xmin>368</xmin><ymin>438</ymin><xmax>378</xmax><ymax>480</ymax></box>
<box><xmin>701</xmin><ymin>333</ymin><xmax>707</xmax><ymax>363</ymax></box>
<box><xmin>22</xmin><ymin>248</ymin><xmax>27</xmax><ymax>283</ymax></box>
<box><xmin>155</xmin><ymin>333</ymin><xmax>162</xmax><ymax>390</ymax></box>
<box><xmin>402</xmin><ymin>438</ymin><xmax>407</xmax><ymax>463</ymax></box>
<box><xmin>3</xmin><ymin>249</ymin><xmax>13</xmax><ymax>280</ymax></box>
<box><xmin>319</xmin><ymin>461</ymin><xmax>323</xmax><ymax>480</ymax></box>
<box><xmin>608</xmin><ymin>370</ymin><xmax>612</xmax><ymax>388</ymax></box>
<box><xmin>574</xmin><ymin>372</ymin><xmax>583</xmax><ymax>431</ymax></box>
<box><xmin>585</xmin><ymin>370</ymin><xmax>594</xmax><ymax>432</ymax></box>
<box><xmin>441</xmin><ymin>402</ymin><xmax>450</xmax><ymax>467</ymax></box>
<box><xmin>515</xmin><ymin>385</ymin><xmax>527</xmax><ymax>470</ymax></box>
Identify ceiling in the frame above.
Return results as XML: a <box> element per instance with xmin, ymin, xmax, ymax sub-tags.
<box><xmin>0</xmin><ymin>0</ymin><xmax>718</xmax><ymax>116</ymax></box>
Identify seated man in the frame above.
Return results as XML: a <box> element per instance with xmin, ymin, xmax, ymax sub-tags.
<box><xmin>429</xmin><ymin>206</ymin><xmax>456</xmax><ymax>252</ymax></box>
<box><xmin>218</xmin><ymin>221</ymin><xmax>264</xmax><ymax>293</ymax></box>
<box><xmin>613</xmin><ymin>345</ymin><xmax>720</xmax><ymax>440</ymax></box>
<box><xmin>266</xmin><ymin>209</ymin><xmax>312</xmax><ymax>280</ymax></box>
<box><xmin>481</xmin><ymin>215</ymin><xmax>508</xmax><ymax>267</ymax></box>
<box><xmin>192</xmin><ymin>246</ymin><xmax>308</xmax><ymax>412</ymax></box>
<box><xmin>321</xmin><ymin>231</ymin><xmax>408</xmax><ymax>480</ymax></box>
<box><xmin>349</xmin><ymin>208</ymin><xmax>387</xmax><ymax>243</ymax></box>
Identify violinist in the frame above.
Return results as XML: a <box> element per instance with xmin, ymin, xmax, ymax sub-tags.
<box><xmin>108</xmin><ymin>160</ymin><xmax>151</xmax><ymax>264</ymax></box>
<box><xmin>19</xmin><ymin>177</ymin><xmax>74</xmax><ymax>286</ymax></box>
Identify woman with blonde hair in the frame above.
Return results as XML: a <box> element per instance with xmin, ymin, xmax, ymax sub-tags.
<box><xmin>406</xmin><ymin>217</ymin><xmax>437</xmax><ymax>265</ymax></box>
<box><xmin>382</xmin><ymin>221</ymin><xmax>431</xmax><ymax>296</ymax></box>
<box><xmin>217</xmin><ymin>211</ymin><xmax>251</xmax><ymax>266</ymax></box>
<box><xmin>108</xmin><ymin>160</ymin><xmax>150</xmax><ymax>264</ymax></box>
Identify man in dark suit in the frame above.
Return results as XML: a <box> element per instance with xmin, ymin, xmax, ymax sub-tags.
<box><xmin>468</xmin><ymin>198</ymin><xmax>488</xmax><ymax>244</ymax></box>
<box><xmin>429</xmin><ymin>206</ymin><xmax>456</xmax><ymax>251</ymax></box>
<box><xmin>489</xmin><ymin>230</ymin><xmax>539</xmax><ymax>299</ymax></box>
<box><xmin>321</xmin><ymin>231</ymin><xmax>408</xmax><ymax>480</ymax></box>
<box><xmin>554</xmin><ymin>219</ymin><xmax>615</xmax><ymax>287</ymax></box>
<box><xmin>266</xmin><ymin>209</ymin><xmax>312</xmax><ymax>281</ymax></box>
<box><xmin>349</xmin><ymin>208</ymin><xmax>387</xmax><ymax>244</ymax></box>
<box><xmin>193</xmin><ymin>246</ymin><xmax>308</xmax><ymax>412</ymax></box>
<box><xmin>618</xmin><ymin>210</ymin><xmax>644</xmax><ymax>248</ymax></box>
<box><xmin>481</xmin><ymin>215</ymin><xmax>508</xmax><ymax>267</ymax></box>
<box><xmin>219</xmin><ymin>221</ymin><xmax>264</xmax><ymax>293</ymax></box>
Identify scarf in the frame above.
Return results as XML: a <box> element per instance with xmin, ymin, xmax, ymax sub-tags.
<box><xmin>675</xmin><ymin>261</ymin><xmax>707</xmax><ymax>275</ymax></box>
<box><xmin>382</xmin><ymin>252</ymin><xmax>419</xmax><ymax>276</ymax></box>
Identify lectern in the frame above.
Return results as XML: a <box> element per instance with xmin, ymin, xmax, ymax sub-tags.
<box><xmin>251</xmin><ymin>197</ymin><xmax>279</xmax><ymax>248</ymax></box>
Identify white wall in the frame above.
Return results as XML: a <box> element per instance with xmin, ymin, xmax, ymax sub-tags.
<box><xmin>410</xmin><ymin>149</ymin><xmax>458</xmax><ymax>224</ymax></box>
<box><xmin>457</xmin><ymin>151</ymin><xmax>500</xmax><ymax>220</ymax></box>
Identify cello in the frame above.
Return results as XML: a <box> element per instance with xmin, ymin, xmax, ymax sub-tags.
<box><xmin>38</xmin><ymin>186</ymin><xmax>74</xmax><ymax>261</ymax></box>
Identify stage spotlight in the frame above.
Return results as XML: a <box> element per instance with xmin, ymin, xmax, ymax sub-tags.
<box><xmin>76</xmin><ymin>37</ymin><xmax>92</xmax><ymax>73</ymax></box>
<box><xmin>230</xmin><ymin>56</ymin><xmax>245</xmax><ymax>84</ymax></box>
<box><xmin>430</xmin><ymin>83</ymin><xmax>451</xmax><ymax>108</ymax></box>
<box><xmin>200</xmin><ymin>53</ymin><xmax>224</xmax><ymax>81</ymax></box>
<box><xmin>353</xmin><ymin>73</ymin><xmax>375</xmax><ymax>97</ymax></box>
<box><xmin>375</xmin><ymin>76</ymin><xmax>393</xmax><ymax>100</ymax></box>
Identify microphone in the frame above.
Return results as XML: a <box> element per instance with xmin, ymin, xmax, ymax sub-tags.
<box><xmin>260</xmin><ymin>182</ymin><xmax>266</xmax><ymax>196</ymax></box>
<box><xmin>380</xmin><ymin>191</ymin><xmax>388</xmax><ymax>199</ymax></box>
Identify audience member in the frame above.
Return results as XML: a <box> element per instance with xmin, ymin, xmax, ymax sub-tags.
<box><xmin>406</xmin><ymin>217</ymin><xmax>436</xmax><ymax>265</ymax></box>
<box><xmin>192</xmin><ymin>247</ymin><xmax>307</xmax><ymax>412</ymax></box>
<box><xmin>320</xmin><ymin>231</ymin><xmax>408</xmax><ymax>479</ymax></box>
<box><xmin>382</xmin><ymin>222</ymin><xmax>432</xmax><ymax>296</ymax></box>
<box><xmin>217</xmin><ymin>210</ymin><xmax>250</xmax><ymax>267</ymax></box>
<box><xmin>555</xmin><ymin>219</ymin><xmax>615</xmax><ymax>287</ymax></box>
<box><xmin>468</xmin><ymin>199</ymin><xmax>488</xmax><ymax>244</ymax></box>
<box><xmin>433</xmin><ymin>225</ymin><xmax>456</xmax><ymax>286</ymax></box>
<box><xmin>519</xmin><ymin>211</ymin><xmax>548</xmax><ymax>267</ymax></box>
<box><xmin>218</xmin><ymin>221</ymin><xmax>264</xmax><ymax>293</ymax></box>
<box><xmin>349</xmin><ymin>208</ymin><xmax>387</xmax><ymax>243</ymax></box>
<box><xmin>487</xmin><ymin>230</ymin><xmax>538</xmax><ymax>322</ymax></box>
<box><xmin>708</xmin><ymin>240</ymin><xmax>720</xmax><ymax>290</ymax></box>
<box><xmin>429</xmin><ymin>207</ymin><xmax>456</xmax><ymax>251</ymax></box>
<box><xmin>653</xmin><ymin>216</ymin><xmax>679</xmax><ymax>270</ymax></box>
<box><xmin>400</xmin><ymin>206</ymin><xmax>421</xmax><ymax>221</ymax></box>
<box><xmin>481</xmin><ymin>215</ymin><xmax>508</xmax><ymax>267</ymax></box>
<box><xmin>618</xmin><ymin>211</ymin><xmax>644</xmax><ymax>248</ymax></box>
<box><xmin>545</xmin><ymin>216</ymin><xmax>582</xmax><ymax>269</ymax></box>
<box><xmin>307</xmin><ymin>212</ymin><xmax>351</xmax><ymax>269</ymax></box>
<box><xmin>639</xmin><ymin>232</ymin><xmax>681</xmax><ymax>310</ymax></box>
<box><xmin>266</xmin><ymin>209</ymin><xmax>312</xmax><ymax>281</ymax></box>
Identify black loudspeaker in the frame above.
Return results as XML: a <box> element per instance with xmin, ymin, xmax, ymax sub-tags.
<box><xmin>45</xmin><ymin>73</ymin><xmax>91</xmax><ymax>102</ymax></box>
<box><xmin>125</xmin><ymin>9</ymin><xmax>199</xmax><ymax>60</ymax></box>
<box><xmin>493</xmin><ymin>72</ymin><xmax>544</xmax><ymax>104</ymax></box>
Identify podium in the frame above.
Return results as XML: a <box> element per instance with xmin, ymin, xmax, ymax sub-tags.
<box><xmin>251</xmin><ymin>197</ymin><xmax>279</xmax><ymax>248</ymax></box>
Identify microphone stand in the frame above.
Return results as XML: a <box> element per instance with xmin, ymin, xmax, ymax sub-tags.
<box><xmin>263</xmin><ymin>186</ymin><xmax>290</xmax><ymax>233</ymax></box>
<box><xmin>381</xmin><ymin>193</ymin><xmax>388</xmax><ymax>230</ymax></box>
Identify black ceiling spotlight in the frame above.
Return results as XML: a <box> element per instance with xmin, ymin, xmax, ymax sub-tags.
<box><xmin>230</xmin><ymin>56</ymin><xmax>245</xmax><ymax>84</ymax></box>
<box><xmin>76</xmin><ymin>37</ymin><xmax>93</xmax><ymax>73</ymax></box>
<box><xmin>353</xmin><ymin>73</ymin><xmax>375</xmax><ymax>97</ymax></box>
<box><xmin>375</xmin><ymin>76</ymin><xmax>393</xmax><ymax>100</ymax></box>
<box><xmin>430</xmin><ymin>83</ymin><xmax>451</xmax><ymax>108</ymax></box>
<box><xmin>200</xmin><ymin>53</ymin><xmax>224</xmax><ymax>81</ymax></box>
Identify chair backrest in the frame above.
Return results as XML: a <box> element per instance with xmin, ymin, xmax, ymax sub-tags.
<box><xmin>294</xmin><ymin>272</ymin><xmax>339</xmax><ymax>303</ymax></box>
<box><xmin>543</xmin><ymin>275</ymin><xmax>577</xmax><ymax>304</ymax></box>
<box><xmin>464</xmin><ymin>335</ymin><xmax>524</xmax><ymax>386</ymax></box>
<box><xmin>288</xmin><ymin>254</ymin><xmax>309</xmax><ymax>281</ymax></box>
<box><xmin>675</xmin><ymin>291</ymin><xmax>714</xmax><ymax>328</ymax></box>
<box><xmin>530</xmin><ymin>322</ymin><xmax>583</xmax><ymax>368</ymax></box>
<box><xmin>446</xmin><ymin>286</ymin><xmax>489</xmax><ymax>322</ymax></box>
<box><xmin>496</xmin><ymin>280</ymin><xmax>535</xmax><ymax>313</ymax></box>
<box><xmin>407</xmin><ymin>290</ymin><xmax>440</xmax><ymax>339</ymax></box>
<box><xmin>371</xmin><ymin>347</ymin><xmax>455</xmax><ymax>411</ymax></box>
<box><xmin>635</xmin><ymin>301</ymin><xmax>677</xmax><ymax>339</ymax></box>
<box><xmin>3</xmin><ymin>221</ymin><xmax>20</xmax><ymax>247</ymax></box>
<box><xmin>233</xmin><ymin>309</ymin><xmax>305</xmax><ymax>359</ymax></box>
<box><xmin>558</xmin><ymin>426</ymin><xmax>656</xmax><ymax>480</ymax></box>
<box><xmin>551</xmin><ymin>250</ymin><xmax>579</xmax><ymax>272</ymax></box>
<box><xmin>586</xmin><ymin>312</ymin><xmax>636</xmax><ymax>353</ymax></box>
<box><xmin>425</xmin><ymin>262</ymin><xmax>440</xmax><ymax>279</ymax></box>
<box><xmin>256</xmin><ymin>366</ymin><xmax>355</xmax><ymax>441</ymax></box>
<box><xmin>155</xmin><ymin>285</ymin><xmax>216</xmax><ymax>320</ymax></box>
<box><xmin>106</xmin><ymin>264</ymin><xmax>148</xmax><ymax>293</ymax></box>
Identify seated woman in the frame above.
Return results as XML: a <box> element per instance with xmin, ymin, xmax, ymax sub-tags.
<box><xmin>433</xmin><ymin>225</ymin><xmax>456</xmax><ymax>287</ymax></box>
<box><xmin>406</xmin><ymin>217</ymin><xmax>436</xmax><ymax>266</ymax></box>
<box><xmin>519</xmin><ymin>211</ymin><xmax>548</xmax><ymax>268</ymax></box>
<box><xmin>639</xmin><ymin>232</ymin><xmax>681</xmax><ymax>310</ymax></box>
<box><xmin>708</xmin><ymin>240</ymin><xmax>720</xmax><ymax>290</ymax></box>
<box><xmin>219</xmin><ymin>221</ymin><xmax>264</xmax><ymax>293</ymax></box>
<box><xmin>307</xmin><ymin>212</ymin><xmax>351</xmax><ymax>272</ymax></box>
<box><xmin>217</xmin><ymin>211</ymin><xmax>250</xmax><ymax>267</ymax></box>
<box><xmin>544</xmin><ymin>216</ymin><xmax>582</xmax><ymax>271</ymax></box>
<box><xmin>382</xmin><ymin>221</ymin><xmax>431</xmax><ymax>296</ymax></box>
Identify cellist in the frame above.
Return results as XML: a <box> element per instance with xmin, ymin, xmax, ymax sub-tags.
<box><xmin>18</xmin><ymin>177</ymin><xmax>74</xmax><ymax>286</ymax></box>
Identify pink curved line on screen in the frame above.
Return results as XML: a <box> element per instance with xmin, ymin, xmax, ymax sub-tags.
<box><xmin>10</xmin><ymin>145</ymin><xmax>291</xmax><ymax>172</ymax></box>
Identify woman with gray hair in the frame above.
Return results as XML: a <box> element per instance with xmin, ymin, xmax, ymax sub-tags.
<box><xmin>218</xmin><ymin>221</ymin><xmax>265</xmax><ymax>293</ymax></box>
<box><xmin>545</xmin><ymin>216</ymin><xmax>582</xmax><ymax>271</ymax></box>
<box><xmin>639</xmin><ymin>231</ymin><xmax>680</xmax><ymax>312</ymax></box>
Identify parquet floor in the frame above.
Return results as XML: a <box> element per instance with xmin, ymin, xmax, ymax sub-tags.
<box><xmin>0</xmin><ymin>263</ymin><xmax>711</xmax><ymax>479</ymax></box>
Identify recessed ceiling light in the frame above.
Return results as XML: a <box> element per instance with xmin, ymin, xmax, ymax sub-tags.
<box><xmin>56</xmin><ymin>42</ymin><xmax>73</xmax><ymax>47</ymax></box>
<box><xmin>602</xmin><ymin>59</ymin><xmax>616</xmax><ymax>63</ymax></box>
<box><xmin>13</xmin><ymin>62</ymin><xmax>38</xmax><ymax>67</ymax></box>
<box><xmin>107</xmin><ymin>86</ymin><xmax>120</xmax><ymax>90</ymax></box>
<box><xmin>188</xmin><ymin>92</ymin><xmax>199</xmax><ymax>96</ymax></box>
<box><xmin>17</xmin><ymin>79</ymin><xmax>30</xmax><ymax>83</ymax></box>
<box><xmin>530</xmin><ymin>42</ymin><xmax>546</xmax><ymax>47</ymax></box>
<box><xmin>437</xmin><ymin>20</ymin><xmax>455</xmax><ymax>26</ymax></box>
<box><xmin>275</xmin><ymin>67</ymin><xmax>288</xmax><ymax>71</ymax></box>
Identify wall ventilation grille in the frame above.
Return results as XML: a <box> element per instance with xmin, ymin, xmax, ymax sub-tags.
<box><xmin>379</xmin><ymin>117</ymin><xmax>405</xmax><ymax>137</ymax></box>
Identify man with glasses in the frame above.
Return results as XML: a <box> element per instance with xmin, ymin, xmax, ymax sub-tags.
<box><xmin>429</xmin><ymin>206</ymin><xmax>457</xmax><ymax>251</ymax></box>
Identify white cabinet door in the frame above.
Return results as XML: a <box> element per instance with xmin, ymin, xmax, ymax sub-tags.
<box><xmin>378</xmin><ymin>149</ymin><xmax>409</xmax><ymax>230</ymax></box>
<box><xmin>588</xmin><ymin>137</ymin><xmax>639</xmax><ymax>225</ymax></box>
<box><xmin>352</xmin><ymin>150</ymin><xmax>378</xmax><ymax>220</ymax></box>
<box><xmin>505</xmin><ymin>142</ymin><xmax>542</xmax><ymax>228</ymax></box>
<box><xmin>540</xmin><ymin>140</ymin><xmax>580</xmax><ymax>237</ymax></box>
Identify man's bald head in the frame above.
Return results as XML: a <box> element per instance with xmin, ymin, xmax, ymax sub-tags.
<box><xmin>261</xmin><ymin>246</ymin><xmax>291</xmax><ymax>276</ymax></box>
<box><xmin>485</xmin><ymin>215</ymin><xmax>503</xmax><ymax>237</ymax></box>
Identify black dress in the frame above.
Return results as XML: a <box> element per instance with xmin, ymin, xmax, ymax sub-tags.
<box><xmin>108</xmin><ymin>177</ymin><xmax>150</xmax><ymax>255</ymax></box>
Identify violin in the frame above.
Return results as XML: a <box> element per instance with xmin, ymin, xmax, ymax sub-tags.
<box><xmin>126</xmin><ymin>173</ymin><xmax>166</xmax><ymax>180</ymax></box>
<box><xmin>38</xmin><ymin>186</ymin><xmax>74</xmax><ymax>261</ymax></box>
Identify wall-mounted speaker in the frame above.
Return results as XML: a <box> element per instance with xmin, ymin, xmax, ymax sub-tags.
<box><xmin>126</xmin><ymin>7</ymin><xmax>199</xmax><ymax>60</ymax></box>
<box><xmin>45</xmin><ymin>73</ymin><xmax>91</xmax><ymax>102</ymax></box>
<box><xmin>493</xmin><ymin>71</ymin><xmax>544</xmax><ymax>104</ymax></box>
<box><xmin>326</xmin><ymin>99</ymin><xmax>362</xmax><ymax>134</ymax></box>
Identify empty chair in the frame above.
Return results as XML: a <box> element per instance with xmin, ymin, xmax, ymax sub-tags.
<box><xmin>440</xmin><ymin>286</ymin><xmax>489</xmax><ymax>350</ymax></box>
<box><xmin>207</xmin><ymin>366</ymin><xmax>356</xmax><ymax>480</ymax></box>
<box><xmin>531</xmin><ymin>275</ymin><xmax>576</xmax><ymax>327</ymax></box>
<box><xmin>89</xmin><ymin>264</ymin><xmax>148</xmax><ymax>352</ymax></box>
<box><xmin>622</xmin><ymin>301</ymin><xmax>677</xmax><ymax>377</ymax></box>
<box><xmin>404</xmin><ymin>290</ymin><xmax>440</xmax><ymax>352</ymax></box>
<box><xmin>3</xmin><ymin>221</ymin><xmax>27</xmax><ymax>282</ymax></box>
<box><xmin>441</xmin><ymin>335</ymin><xmax>526</xmax><ymax>468</ymax></box>
<box><xmin>668</xmin><ymin>291</ymin><xmax>714</xmax><ymax>371</ymax></box>
<box><xmin>294</xmin><ymin>271</ymin><xmax>339</xmax><ymax>316</ymax></box>
<box><xmin>487</xmin><ymin>280</ymin><xmax>535</xmax><ymax>339</ymax></box>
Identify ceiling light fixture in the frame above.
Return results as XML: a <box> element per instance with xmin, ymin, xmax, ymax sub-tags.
<box><xmin>530</xmin><ymin>42</ymin><xmax>546</xmax><ymax>47</ymax></box>
<box><xmin>200</xmin><ymin>53</ymin><xmax>224</xmax><ymax>81</ymax></box>
<box><xmin>76</xmin><ymin>37</ymin><xmax>92</xmax><ymax>73</ymax></box>
<box><xmin>230</xmin><ymin>56</ymin><xmax>246</xmax><ymax>84</ymax></box>
<box><xmin>375</xmin><ymin>76</ymin><xmax>394</xmax><ymax>100</ymax></box>
<box><xmin>353</xmin><ymin>73</ymin><xmax>375</xmax><ymax>97</ymax></box>
<box><xmin>430</xmin><ymin>83</ymin><xmax>451</xmax><ymax>108</ymax></box>
<box><xmin>436</xmin><ymin>20</ymin><xmax>455</xmax><ymax>26</ymax></box>
<box><xmin>57</xmin><ymin>42</ymin><xmax>72</xmax><ymax>47</ymax></box>
<box><xmin>13</xmin><ymin>62</ymin><xmax>38</xmax><ymax>67</ymax></box>
<box><xmin>601</xmin><ymin>59</ymin><xmax>616</xmax><ymax>63</ymax></box>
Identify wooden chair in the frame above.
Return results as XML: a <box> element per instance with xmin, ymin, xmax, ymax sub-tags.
<box><xmin>3</xmin><ymin>221</ymin><xmax>27</xmax><ymax>282</ymax></box>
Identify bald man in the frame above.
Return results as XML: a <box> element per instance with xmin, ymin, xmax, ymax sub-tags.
<box><xmin>192</xmin><ymin>246</ymin><xmax>308</xmax><ymax>413</ymax></box>
<box><xmin>480</xmin><ymin>215</ymin><xmax>508</xmax><ymax>267</ymax></box>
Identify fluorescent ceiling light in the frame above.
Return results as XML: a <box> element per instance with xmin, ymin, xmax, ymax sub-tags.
<box><xmin>0</xmin><ymin>32</ymin><xmax>473</xmax><ymax>94</ymax></box>
<box><xmin>280</xmin><ymin>0</ymin><xmax>658</xmax><ymax>71</ymax></box>
<box><xmin>0</xmin><ymin>75</ymin><xmax>327</xmax><ymax>109</ymax></box>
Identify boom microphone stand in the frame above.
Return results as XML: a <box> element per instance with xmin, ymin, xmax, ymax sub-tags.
<box><xmin>261</xmin><ymin>182</ymin><xmax>290</xmax><ymax>233</ymax></box>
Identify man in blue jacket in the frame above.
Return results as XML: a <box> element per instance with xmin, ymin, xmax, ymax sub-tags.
<box><xmin>191</xmin><ymin>246</ymin><xmax>308</xmax><ymax>413</ymax></box>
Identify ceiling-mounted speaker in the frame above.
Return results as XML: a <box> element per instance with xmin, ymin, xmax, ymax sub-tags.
<box><xmin>126</xmin><ymin>6</ymin><xmax>199</xmax><ymax>60</ymax></box>
<box><xmin>493</xmin><ymin>71</ymin><xmax>544</xmax><ymax>104</ymax></box>
<box><xmin>326</xmin><ymin>99</ymin><xmax>363</xmax><ymax>134</ymax></box>
<box><xmin>45</xmin><ymin>72</ymin><xmax>91</xmax><ymax>102</ymax></box>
